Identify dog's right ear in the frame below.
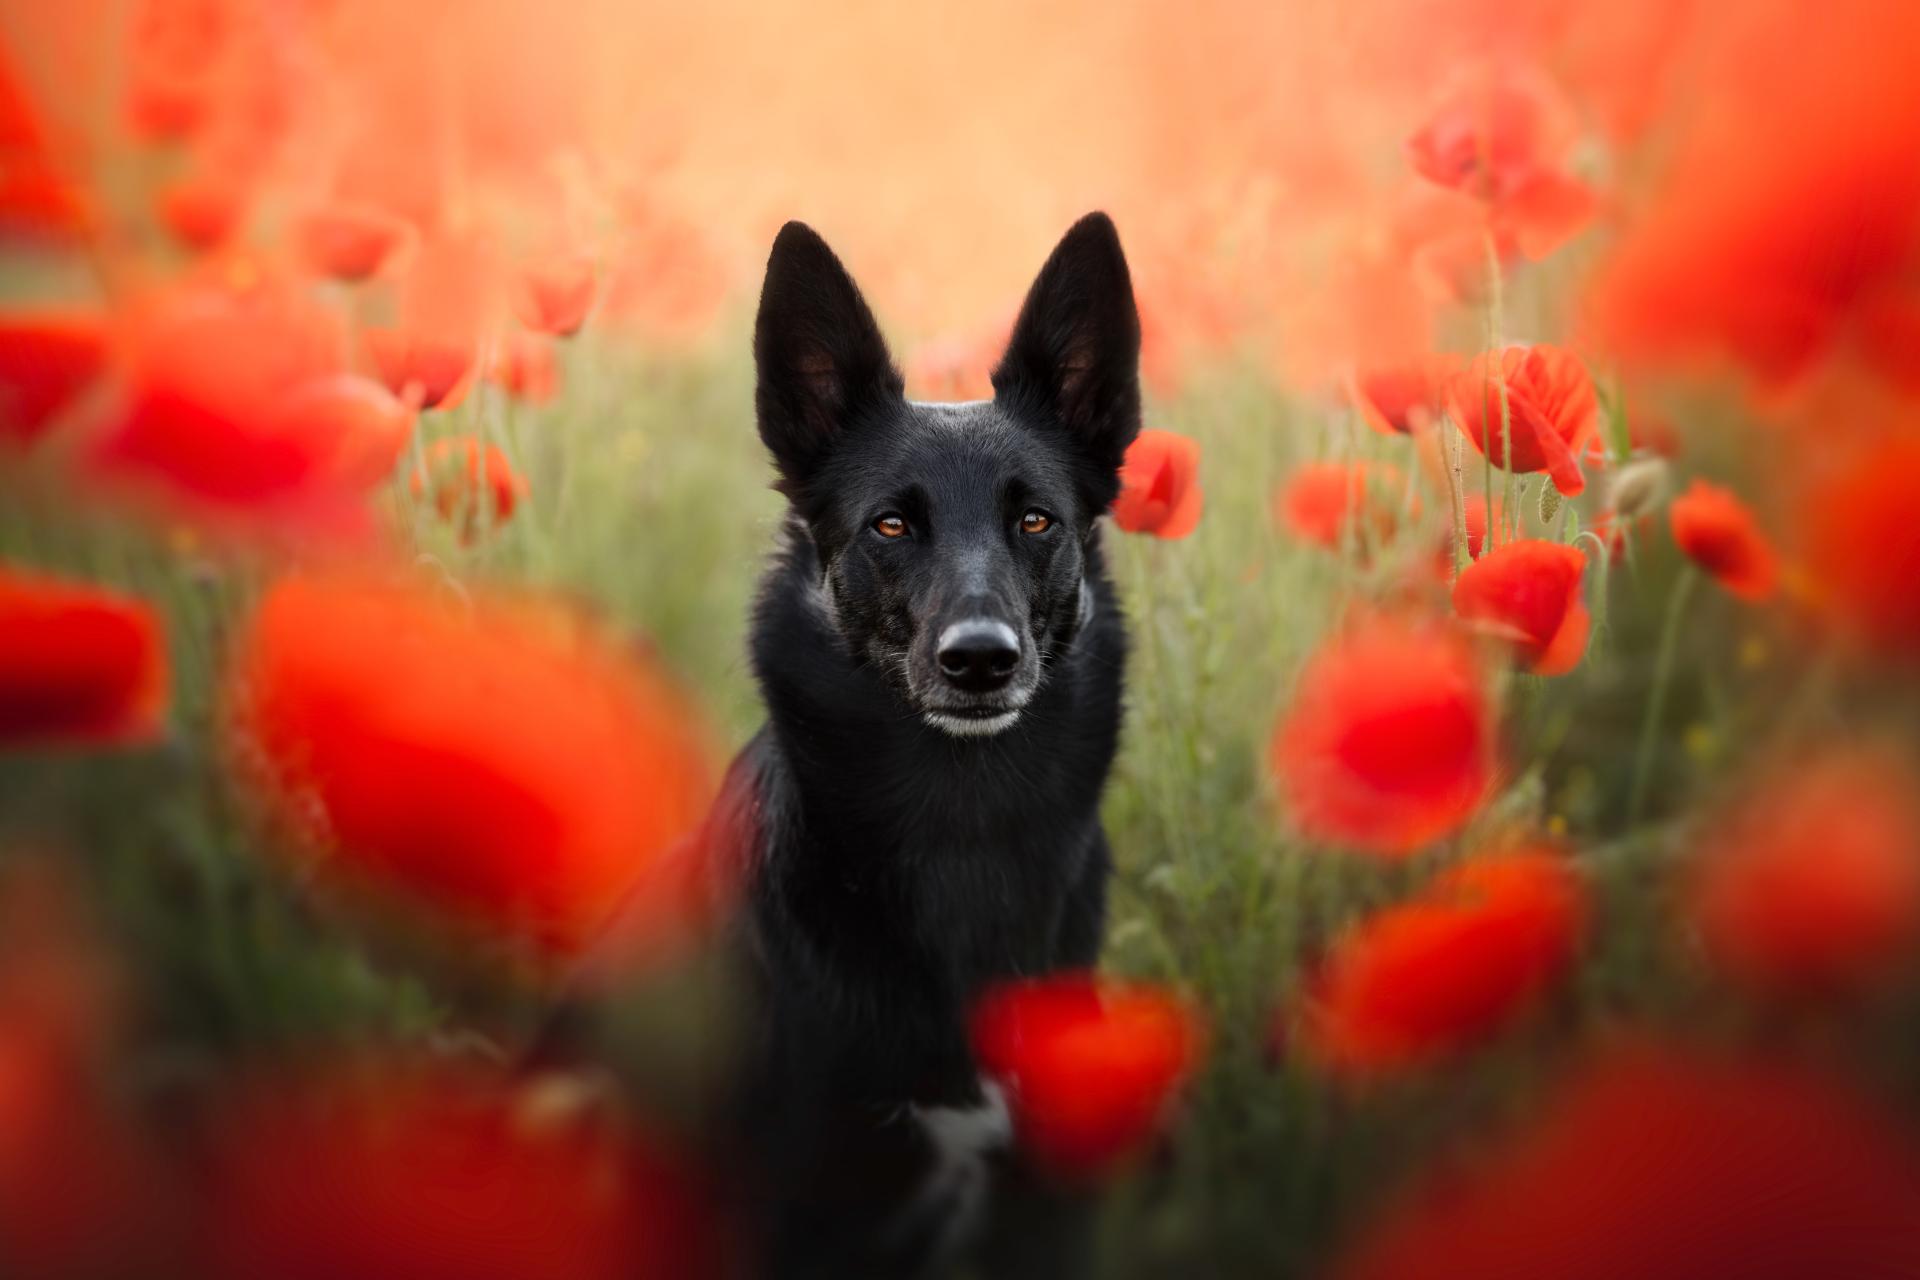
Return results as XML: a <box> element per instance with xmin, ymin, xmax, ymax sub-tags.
<box><xmin>753</xmin><ymin>221</ymin><xmax>902</xmax><ymax>489</ymax></box>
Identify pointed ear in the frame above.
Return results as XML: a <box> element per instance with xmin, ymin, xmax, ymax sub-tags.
<box><xmin>991</xmin><ymin>212</ymin><xmax>1142</xmax><ymax>487</ymax></box>
<box><xmin>753</xmin><ymin>221</ymin><xmax>902</xmax><ymax>488</ymax></box>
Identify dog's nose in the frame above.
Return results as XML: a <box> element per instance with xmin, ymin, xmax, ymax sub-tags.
<box><xmin>936</xmin><ymin>620</ymin><xmax>1021</xmax><ymax>692</ymax></box>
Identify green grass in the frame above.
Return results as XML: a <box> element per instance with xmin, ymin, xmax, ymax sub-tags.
<box><xmin>7</xmin><ymin>338</ymin><xmax>1920</xmax><ymax>1276</ymax></box>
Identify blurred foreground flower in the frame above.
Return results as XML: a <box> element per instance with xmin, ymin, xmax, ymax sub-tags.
<box><xmin>364</xmin><ymin>326</ymin><xmax>475</xmax><ymax>412</ymax></box>
<box><xmin>0</xmin><ymin>308</ymin><xmax>108</xmax><ymax>446</ymax></box>
<box><xmin>0</xmin><ymin>565</ymin><xmax>167</xmax><ymax>748</ymax></box>
<box><xmin>1447</xmin><ymin>344</ymin><xmax>1598</xmax><ymax>497</ymax></box>
<box><xmin>1111</xmin><ymin>428</ymin><xmax>1202</xmax><ymax>539</ymax></box>
<box><xmin>207</xmin><ymin>1061</ymin><xmax>725</xmax><ymax>1280</ymax></box>
<box><xmin>93</xmin><ymin>275</ymin><xmax>376</xmax><ymax>538</ymax></box>
<box><xmin>1800</xmin><ymin>435</ymin><xmax>1920</xmax><ymax>659</ymax></box>
<box><xmin>970</xmin><ymin>975</ymin><xmax>1203</xmax><ymax>1181</ymax></box>
<box><xmin>513</xmin><ymin>256</ymin><xmax>597</xmax><ymax>338</ymax></box>
<box><xmin>274</xmin><ymin>374</ymin><xmax>414</xmax><ymax>490</ymax></box>
<box><xmin>1669</xmin><ymin>479</ymin><xmax>1778</xmax><ymax>601</ymax></box>
<box><xmin>155</xmin><ymin>172</ymin><xmax>246</xmax><ymax>252</ymax></box>
<box><xmin>410</xmin><ymin>436</ymin><xmax>527</xmax><ymax>541</ymax></box>
<box><xmin>1687</xmin><ymin>747</ymin><xmax>1920</xmax><ymax>1002</ymax></box>
<box><xmin>1332</xmin><ymin>1046</ymin><xmax>1920</xmax><ymax>1280</ymax></box>
<box><xmin>1275</xmin><ymin>462</ymin><xmax>1405</xmax><ymax>553</ymax></box>
<box><xmin>1300</xmin><ymin>847</ymin><xmax>1583</xmax><ymax>1076</ymax></box>
<box><xmin>296</xmin><ymin>202</ymin><xmax>413</xmax><ymax>283</ymax></box>
<box><xmin>225</xmin><ymin>574</ymin><xmax>717</xmax><ymax>956</ymax></box>
<box><xmin>1272</xmin><ymin>615</ymin><xmax>1496</xmax><ymax>856</ymax></box>
<box><xmin>1451</xmin><ymin>539</ymin><xmax>1590</xmax><ymax>675</ymax></box>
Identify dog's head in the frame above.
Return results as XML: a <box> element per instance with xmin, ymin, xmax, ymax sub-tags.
<box><xmin>753</xmin><ymin>213</ymin><xmax>1141</xmax><ymax>737</ymax></box>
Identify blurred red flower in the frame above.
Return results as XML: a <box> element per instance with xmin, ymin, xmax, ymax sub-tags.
<box><xmin>1301</xmin><ymin>847</ymin><xmax>1584</xmax><ymax>1075</ymax></box>
<box><xmin>1452</xmin><ymin>539</ymin><xmax>1590</xmax><ymax>675</ymax></box>
<box><xmin>1447</xmin><ymin>344</ymin><xmax>1598</xmax><ymax>497</ymax></box>
<box><xmin>0</xmin><ymin>860</ymin><xmax>178</xmax><ymax>1278</ymax></box>
<box><xmin>275</xmin><ymin>375</ymin><xmax>414</xmax><ymax>490</ymax></box>
<box><xmin>225</xmin><ymin>573</ymin><xmax>716</xmax><ymax>955</ymax></box>
<box><xmin>905</xmin><ymin>322</ymin><xmax>1007</xmax><ymax>401</ymax></box>
<box><xmin>206</xmin><ymin>1061</ymin><xmax>725</xmax><ymax>1280</ymax></box>
<box><xmin>1688</xmin><ymin>747</ymin><xmax>1920</xmax><ymax>1001</ymax></box>
<box><xmin>93</xmin><ymin>276</ymin><xmax>374</xmax><ymax>534</ymax></box>
<box><xmin>1405</xmin><ymin>65</ymin><xmax>1597</xmax><ymax>261</ymax></box>
<box><xmin>155</xmin><ymin>173</ymin><xmax>246</xmax><ymax>252</ymax></box>
<box><xmin>1112</xmin><ymin>428</ymin><xmax>1202</xmax><ymax>539</ymax></box>
<box><xmin>295</xmin><ymin>202</ymin><xmax>413</xmax><ymax>283</ymax></box>
<box><xmin>970</xmin><ymin>974</ymin><xmax>1204</xmax><ymax>1181</ymax></box>
<box><xmin>410</xmin><ymin>436</ymin><xmax>527</xmax><ymax>541</ymax></box>
<box><xmin>1461</xmin><ymin>493</ymin><xmax>1501</xmax><ymax>559</ymax></box>
<box><xmin>1275</xmin><ymin>461</ymin><xmax>1404</xmax><ymax>552</ymax></box>
<box><xmin>1587</xmin><ymin>27</ymin><xmax>1920</xmax><ymax>394</ymax></box>
<box><xmin>0</xmin><ymin>565</ymin><xmax>167</xmax><ymax>748</ymax></box>
<box><xmin>490</xmin><ymin>331</ymin><xmax>560</xmax><ymax>404</ymax></box>
<box><xmin>1347</xmin><ymin>358</ymin><xmax>1451</xmax><ymax>436</ymax></box>
<box><xmin>364</xmin><ymin>327</ymin><xmax>475</xmax><ymax>411</ymax></box>
<box><xmin>1668</xmin><ymin>479</ymin><xmax>1778</xmax><ymax>601</ymax></box>
<box><xmin>0</xmin><ymin>308</ymin><xmax>108</xmax><ymax>446</ymax></box>
<box><xmin>512</xmin><ymin>256</ymin><xmax>597</xmax><ymax>338</ymax></box>
<box><xmin>0</xmin><ymin>46</ymin><xmax>91</xmax><ymax>244</ymax></box>
<box><xmin>1332</xmin><ymin>1046</ymin><xmax>1920</xmax><ymax>1280</ymax></box>
<box><xmin>1272</xmin><ymin>614</ymin><xmax>1496</xmax><ymax>856</ymax></box>
<box><xmin>1800</xmin><ymin>435</ymin><xmax>1920</xmax><ymax>659</ymax></box>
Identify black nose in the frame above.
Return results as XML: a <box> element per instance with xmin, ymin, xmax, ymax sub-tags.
<box><xmin>936</xmin><ymin>620</ymin><xmax>1021</xmax><ymax>693</ymax></box>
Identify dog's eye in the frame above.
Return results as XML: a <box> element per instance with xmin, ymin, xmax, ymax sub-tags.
<box><xmin>1020</xmin><ymin>510</ymin><xmax>1053</xmax><ymax>535</ymax></box>
<box><xmin>873</xmin><ymin>514</ymin><xmax>909</xmax><ymax>539</ymax></box>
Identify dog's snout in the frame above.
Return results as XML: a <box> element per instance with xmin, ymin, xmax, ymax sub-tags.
<box><xmin>936</xmin><ymin>620</ymin><xmax>1021</xmax><ymax>692</ymax></box>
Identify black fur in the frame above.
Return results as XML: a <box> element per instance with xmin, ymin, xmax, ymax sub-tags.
<box><xmin>734</xmin><ymin>214</ymin><xmax>1142</xmax><ymax>1276</ymax></box>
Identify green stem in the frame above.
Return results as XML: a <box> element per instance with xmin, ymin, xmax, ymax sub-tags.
<box><xmin>1483</xmin><ymin>231</ymin><xmax>1516</xmax><ymax>545</ymax></box>
<box><xmin>1626</xmin><ymin>568</ymin><xmax>1698</xmax><ymax>827</ymax></box>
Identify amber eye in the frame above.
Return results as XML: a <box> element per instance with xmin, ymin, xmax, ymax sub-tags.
<box><xmin>874</xmin><ymin>514</ymin><xmax>909</xmax><ymax>538</ymax></box>
<box><xmin>1020</xmin><ymin>510</ymin><xmax>1053</xmax><ymax>535</ymax></box>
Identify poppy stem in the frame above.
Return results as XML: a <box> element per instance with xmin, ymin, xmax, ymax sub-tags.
<box><xmin>1482</xmin><ymin>232</ymin><xmax>1517</xmax><ymax>545</ymax></box>
<box><xmin>1443</xmin><ymin>414</ymin><xmax>1470</xmax><ymax>578</ymax></box>
<box><xmin>1626</xmin><ymin>566</ymin><xmax>1697</xmax><ymax>827</ymax></box>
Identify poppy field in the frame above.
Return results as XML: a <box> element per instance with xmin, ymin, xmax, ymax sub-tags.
<box><xmin>4</xmin><ymin>0</ymin><xmax>1920</xmax><ymax>1275</ymax></box>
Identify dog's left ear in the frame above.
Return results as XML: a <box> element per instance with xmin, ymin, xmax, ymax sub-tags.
<box><xmin>754</xmin><ymin>221</ymin><xmax>903</xmax><ymax>490</ymax></box>
<box><xmin>992</xmin><ymin>212</ymin><xmax>1142</xmax><ymax>493</ymax></box>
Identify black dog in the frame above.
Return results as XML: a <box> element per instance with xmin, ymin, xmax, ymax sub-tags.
<box><xmin>722</xmin><ymin>212</ymin><xmax>1143</xmax><ymax>1276</ymax></box>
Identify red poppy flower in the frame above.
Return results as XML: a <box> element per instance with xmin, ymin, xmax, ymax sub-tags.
<box><xmin>970</xmin><ymin>974</ymin><xmax>1204</xmax><ymax>1181</ymax></box>
<box><xmin>1331</xmin><ymin>1047</ymin><xmax>1920</xmax><ymax>1280</ymax></box>
<box><xmin>93</xmin><ymin>277</ymin><xmax>367</xmax><ymax>531</ymax></box>
<box><xmin>225</xmin><ymin>574</ymin><xmax>716</xmax><ymax>955</ymax></box>
<box><xmin>1447</xmin><ymin>344</ymin><xmax>1598</xmax><ymax>497</ymax></box>
<box><xmin>1272</xmin><ymin>615</ymin><xmax>1497</xmax><ymax>856</ymax></box>
<box><xmin>1688</xmin><ymin>747</ymin><xmax>1920</xmax><ymax>1001</ymax></box>
<box><xmin>206</xmin><ymin>1061</ymin><xmax>725</xmax><ymax>1280</ymax></box>
<box><xmin>0</xmin><ymin>308</ymin><xmax>108</xmax><ymax>446</ymax></box>
<box><xmin>489</xmin><ymin>332</ymin><xmax>559</xmax><ymax>405</ymax></box>
<box><xmin>1348</xmin><ymin>359</ymin><xmax>1451</xmax><ymax>436</ymax></box>
<box><xmin>1275</xmin><ymin>462</ymin><xmax>1404</xmax><ymax>552</ymax></box>
<box><xmin>274</xmin><ymin>375</ymin><xmax>414</xmax><ymax>490</ymax></box>
<box><xmin>410</xmin><ymin>437</ymin><xmax>527</xmax><ymax>541</ymax></box>
<box><xmin>155</xmin><ymin>174</ymin><xmax>245</xmax><ymax>252</ymax></box>
<box><xmin>1801</xmin><ymin>436</ymin><xmax>1920</xmax><ymax>658</ymax></box>
<box><xmin>1668</xmin><ymin>479</ymin><xmax>1778</xmax><ymax>601</ymax></box>
<box><xmin>0</xmin><ymin>566</ymin><xmax>167</xmax><ymax>748</ymax></box>
<box><xmin>295</xmin><ymin>202</ymin><xmax>412</xmax><ymax>283</ymax></box>
<box><xmin>363</xmin><ymin>327</ymin><xmax>475</xmax><ymax>412</ymax></box>
<box><xmin>1405</xmin><ymin>65</ymin><xmax>1597</xmax><ymax>261</ymax></box>
<box><xmin>1111</xmin><ymin>428</ymin><xmax>1202</xmax><ymax>539</ymax></box>
<box><xmin>0</xmin><ymin>48</ymin><xmax>91</xmax><ymax>243</ymax></box>
<box><xmin>1461</xmin><ymin>493</ymin><xmax>1502</xmax><ymax>559</ymax></box>
<box><xmin>1301</xmin><ymin>847</ymin><xmax>1584</xmax><ymax>1075</ymax></box>
<box><xmin>1587</xmin><ymin>29</ymin><xmax>1920</xmax><ymax>393</ymax></box>
<box><xmin>512</xmin><ymin>256</ymin><xmax>596</xmax><ymax>338</ymax></box>
<box><xmin>1452</xmin><ymin>539</ymin><xmax>1590</xmax><ymax>675</ymax></box>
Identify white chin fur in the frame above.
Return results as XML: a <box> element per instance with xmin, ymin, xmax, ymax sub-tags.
<box><xmin>923</xmin><ymin>709</ymin><xmax>1021</xmax><ymax>738</ymax></box>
